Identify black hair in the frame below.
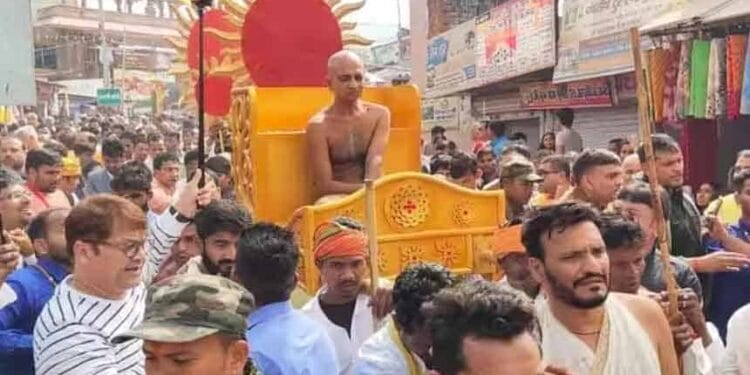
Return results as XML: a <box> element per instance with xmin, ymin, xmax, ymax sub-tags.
<box><xmin>476</xmin><ymin>148</ymin><xmax>494</xmax><ymax>160</ymax></box>
<box><xmin>431</xmin><ymin>126</ymin><xmax>446</xmax><ymax>137</ymax></box>
<box><xmin>393</xmin><ymin>262</ymin><xmax>456</xmax><ymax>333</ymax></box>
<box><xmin>539</xmin><ymin>131</ymin><xmax>556</xmax><ymax>151</ymax></box>
<box><xmin>571</xmin><ymin>149</ymin><xmax>621</xmax><ymax>185</ymax></box>
<box><xmin>487</xmin><ymin>121</ymin><xmax>506</xmax><ymax>138</ymax></box>
<box><xmin>522</xmin><ymin>202</ymin><xmax>600</xmax><ymax>260</ymax></box>
<box><xmin>430</xmin><ymin>154</ymin><xmax>452</xmax><ymax>175</ymax></box>
<box><xmin>27</xmin><ymin>208</ymin><xmax>68</xmax><ymax>241</ymax></box>
<box><xmin>540</xmin><ymin>154</ymin><xmax>571</xmax><ymax>178</ymax></box>
<box><xmin>234</xmin><ymin>222</ymin><xmax>299</xmax><ymax>305</ymax></box>
<box><xmin>429</xmin><ymin>280</ymin><xmax>538</xmax><ymax>375</ymax></box>
<box><xmin>102</xmin><ymin>138</ymin><xmax>125</xmax><ymax>159</ymax></box>
<box><xmin>25</xmin><ymin>148</ymin><xmax>61</xmax><ymax>172</ymax></box>
<box><xmin>43</xmin><ymin>141</ymin><xmax>68</xmax><ymax>157</ymax></box>
<box><xmin>556</xmin><ymin>108</ymin><xmax>575</xmax><ymax>127</ymax></box>
<box><xmin>449</xmin><ymin>153</ymin><xmax>478</xmax><ymax>180</ymax></box>
<box><xmin>0</xmin><ymin>167</ymin><xmax>22</xmax><ymax>191</ymax></box>
<box><xmin>120</xmin><ymin>131</ymin><xmax>136</xmax><ymax>143</ymax></box>
<box><xmin>111</xmin><ymin>161</ymin><xmax>152</xmax><ymax>192</ymax></box>
<box><xmin>501</xmin><ymin>144</ymin><xmax>532</xmax><ymax>160</ymax></box>
<box><xmin>184</xmin><ymin>149</ymin><xmax>199</xmax><ymax>166</ymax></box>
<box><xmin>206</xmin><ymin>155</ymin><xmax>231</xmax><ymax>176</ymax></box>
<box><xmin>153</xmin><ymin>153</ymin><xmax>180</xmax><ymax>171</ymax></box>
<box><xmin>637</xmin><ymin>133</ymin><xmax>680</xmax><ymax>164</ymax></box>
<box><xmin>194</xmin><ymin>199</ymin><xmax>252</xmax><ymax>240</ymax></box>
<box><xmin>599</xmin><ymin>212</ymin><xmax>644</xmax><ymax>251</ymax></box>
<box><xmin>732</xmin><ymin>169</ymin><xmax>750</xmax><ymax>192</ymax></box>
<box><xmin>165</xmin><ymin>130</ymin><xmax>180</xmax><ymax>140</ymax></box>
<box><xmin>509</xmin><ymin>132</ymin><xmax>528</xmax><ymax>143</ymax></box>
<box><xmin>616</xmin><ymin>182</ymin><xmax>670</xmax><ymax>217</ymax></box>
<box><xmin>147</xmin><ymin>132</ymin><xmax>163</xmax><ymax>143</ymax></box>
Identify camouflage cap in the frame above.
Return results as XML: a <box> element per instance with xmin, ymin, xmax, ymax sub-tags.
<box><xmin>500</xmin><ymin>158</ymin><xmax>543</xmax><ymax>183</ymax></box>
<box><xmin>113</xmin><ymin>274</ymin><xmax>255</xmax><ymax>344</ymax></box>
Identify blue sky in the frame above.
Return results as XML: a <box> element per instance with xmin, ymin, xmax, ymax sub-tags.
<box><xmin>347</xmin><ymin>0</ymin><xmax>410</xmax><ymax>42</ymax></box>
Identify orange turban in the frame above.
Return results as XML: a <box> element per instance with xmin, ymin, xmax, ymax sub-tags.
<box><xmin>313</xmin><ymin>218</ymin><xmax>368</xmax><ymax>262</ymax></box>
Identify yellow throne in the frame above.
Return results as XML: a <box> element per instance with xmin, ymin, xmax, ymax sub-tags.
<box><xmin>229</xmin><ymin>85</ymin><xmax>423</xmax><ymax>224</ymax></box>
<box><xmin>294</xmin><ymin>173</ymin><xmax>506</xmax><ymax>292</ymax></box>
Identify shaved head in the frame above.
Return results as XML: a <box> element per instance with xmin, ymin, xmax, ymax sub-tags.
<box><xmin>327</xmin><ymin>50</ymin><xmax>365</xmax><ymax>103</ymax></box>
<box><xmin>327</xmin><ymin>50</ymin><xmax>364</xmax><ymax>75</ymax></box>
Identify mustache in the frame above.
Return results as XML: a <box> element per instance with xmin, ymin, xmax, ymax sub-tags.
<box><xmin>573</xmin><ymin>273</ymin><xmax>607</xmax><ymax>287</ymax></box>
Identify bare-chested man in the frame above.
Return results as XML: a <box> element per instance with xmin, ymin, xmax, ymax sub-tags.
<box><xmin>307</xmin><ymin>50</ymin><xmax>391</xmax><ymax>202</ymax></box>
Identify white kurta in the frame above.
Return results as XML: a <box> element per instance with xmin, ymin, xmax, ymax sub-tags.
<box><xmin>301</xmin><ymin>291</ymin><xmax>382</xmax><ymax>375</ymax></box>
<box><xmin>353</xmin><ymin>319</ymin><xmax>427</xmax><ymax>375</ymax></box>
<box><xmin>537</xmin><ymin>296</ymin><xmax>661</xmax><ymax>375</ymax></box>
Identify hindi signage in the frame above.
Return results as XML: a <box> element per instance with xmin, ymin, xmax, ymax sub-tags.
<box><xmin>477</xmin><ymin>0</ymin><xmax>556</xmax><ymax>86</ymax></box>
<box><xmin>426</xmin><ymin>20</ymin><xmax>481</xmax><ymax>98</ymax></box>
<box><xmin>96</xmin><ymin>88</ymin><xmax>122</xmax><ymax>106</ymax></box>
<box><xmin>426</xmin><ymin>0</ymin><xmax>555</xmax><ymax>98</ymax></box>
<box><xmin>520</xmin><ymin>78</ymin><xmax>613</xmax><ymax>109</ymax></box>
<box><xmin>554</xmin><ymin>0</ymin><xmax>689</xmax><ymax>83</ymax></box>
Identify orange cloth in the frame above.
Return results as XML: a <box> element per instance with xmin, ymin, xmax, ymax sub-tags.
<box><xmin>727</xmin><ymin>34</ymin><xmax>748</xmax><ymax>120</ymax></box>
<box><xmin>493</xmin><ymin>225</ymin><xmax>525</xmax><ymax>261</ymax></box>
<box><xmin>313</xmin><ymin>219</ymin><xmax>367</xmax><ymax>261</ymax></box>
<box><xmin>649</xmin><ymin>48</ymin><xmax>669</xmax><ymax>123</ymax></box>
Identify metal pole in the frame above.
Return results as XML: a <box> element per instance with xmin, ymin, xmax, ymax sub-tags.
<box><xmin>197</xmin><ymin>4</ymin><xmax>206</xmax><ymax>187</ymax></box>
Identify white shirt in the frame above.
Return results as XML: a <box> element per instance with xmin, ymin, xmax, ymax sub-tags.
<box><xmin>0</xmin><ymin>283</ymin><xmax>17</xmax><ymax>309</ymax></box>
<box><xmin>353</xmin><ymin>320</ymin><xmax>427</xmax><ymax>375</ymax></box>
<box><xmin>33</xmin><ymin>209</ymin><xmax>185</xmax><ymax>375</ymax></box>
<box><xmin>722</xmin><ymin>304</ymin><xmax>750</xmax><ymax>374</ymax></box>
<box><xmin>555</xmin><ymin>127</ymin><xmax>583</xmax><ymax>153</ymax></box>
<box><xmin>301</xmin><ymin>291</ymin><xmax>381</xmax><ymax>375</ymax></box>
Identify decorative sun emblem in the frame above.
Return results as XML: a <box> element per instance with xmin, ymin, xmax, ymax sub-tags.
<box><xmin>436</xmin><ymin>239</ymin><xmax>460</xmax><ymax>267</ymax></box>
<box><xmin>167</xmin><ymin>0</ymin><xmax>373</xmax><ymax>113</ymax></box>
<box><xmin>400</xmin><ymin>245</ymin><xmax>425</xmax><ymax>268</ymax></box>
<box><xmin>451</xmin><ymin>200</ymin><xmax>476</xmax><ymax>226</ymax></box>
<box><xmin>386</xmin><ymin>184</ymin><xmax>430</xmax><ymax>229</ymax></box>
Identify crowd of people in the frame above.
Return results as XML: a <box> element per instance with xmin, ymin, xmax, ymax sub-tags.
<box><xmin>0</xmin><ymin>50</ymin><xmax>750</xmax><ymax>375</ymax></box>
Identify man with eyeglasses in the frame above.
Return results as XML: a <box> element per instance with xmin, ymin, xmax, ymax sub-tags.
<box><xmin>531</xmin><ymin>155</ymin><xmax>571</xmax><ymax>207</ymax></box>
<box><xmin>33</xmin><ymin>171</ymin><xmax>212</xmax><ymax>375</ymax></box>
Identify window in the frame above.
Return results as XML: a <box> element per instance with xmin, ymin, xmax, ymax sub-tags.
<box><xmin>34</xmin><ymin>47</ymin><xmax>58</xmax><ymax>69</ymax></box>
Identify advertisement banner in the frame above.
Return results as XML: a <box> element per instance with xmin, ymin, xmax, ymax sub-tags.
<box><xmin>554</xmin><ymin>0</ymin><xmax>689</xmax><ymax>83</ymax></box>
<box><xmin>425</xmin><ymin>0</ymin><xmax>555</xmax><ymax>98</ymax></box>
<box><xmin>426</xmin><ymin>20</ymin><xmax>481</xmax><ymax>98</ymax></box>
<box><xmin>520</xmin><ymin>78</ymin><xmax>613</xmax><ymax>109</ymax></box>
<box><xmin>477</xmin><ymin>0</ymin><xmax>556</xmax><ymax>85</ymax></box>
<box><xmin>422</xmin><ymin>96</ymin><xmax>463</xmax><ymax>130</ymax></box>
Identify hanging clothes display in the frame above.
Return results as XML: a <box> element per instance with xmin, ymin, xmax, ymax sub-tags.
<box><xmin>727</xmin><ymin>34</ymin><xmax>748</xmax><ymax>119</ymax></box>
<box><xmin>676</xmin><ymin>40</ymin><xmax>692</xmax><ymax>119</ymax></box>
<box><xmin>741</xmin><ymin>34</ymin><xmax>750</xmax><ymax>115</ymax></box>
<box><xmin>689</xmin><ymin>40</ymin><xmax>711</xmax><ymax>118</ymax></box>
<box><xmin>649</xmin><ymin>48</ymin><xmax>669</xmax><ymax>123</ymax></box>
<box><xmin>663</xmin><ymin>42</ymin><xmax>682</xmax><ymax>123</ymax></box>
<box><xmin>706</xmin><ymin>38</ymin><xmax>726</xmax><ymax>119</ymax></box>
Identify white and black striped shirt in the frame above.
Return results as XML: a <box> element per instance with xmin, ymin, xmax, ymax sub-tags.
<box><xmin>33</xmin><ymin>210</ymin><xmax>185</xmax><ymax>375</ymax></box>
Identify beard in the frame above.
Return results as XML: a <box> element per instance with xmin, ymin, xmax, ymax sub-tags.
<box><xmin>545</xmin><ymin>268</ymin><xmax>608</xmax><ymax>309</ymax></box>
<box><xmin>202</xmin><ymin>255</ymin><xmax>234</xmax><ymax>278</ymax></box>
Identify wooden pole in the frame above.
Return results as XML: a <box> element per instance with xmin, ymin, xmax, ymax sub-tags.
<box><xmin>364</xmin><ymin>179</ymin><xmax>380</xmax><ymax>297</ymax></box>
<box><xmin>630</xmin><ymin>28</ymin><xmax>679</xmax><ymax>318</ymax></box>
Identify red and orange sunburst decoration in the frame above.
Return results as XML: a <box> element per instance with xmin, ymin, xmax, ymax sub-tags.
<box><xmin>167</xmin><ymin>0</ymin><xmax>373</xmax><ymax>118</ymax></box>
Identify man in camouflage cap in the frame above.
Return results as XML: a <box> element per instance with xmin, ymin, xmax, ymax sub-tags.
<box><xmin>498</xmin><ymin>157</ymin><xmax>542</xmax><ymax>224</ymax></box>
<box><xmin>114</xmin><ymin>273</ymin><xmax>259</xmax><ymax>375</ymax></box>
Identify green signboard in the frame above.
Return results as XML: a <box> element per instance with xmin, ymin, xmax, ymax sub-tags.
<box><xmin>97</xmin><ymin>88</ymin><xmax>122</xmax><ymax>106</ymax></box>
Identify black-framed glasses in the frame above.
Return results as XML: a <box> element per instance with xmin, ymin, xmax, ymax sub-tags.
<box><xmin>96</xmin><ymin>239</ymin><xmax>145</xmax><ymax>258</ymax></box>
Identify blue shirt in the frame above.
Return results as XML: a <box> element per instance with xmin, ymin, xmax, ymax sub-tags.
<box><xmin>0</xmin><ymin>257</ymin><xmax>69</xmax><ymax>375</ymax></box>
<box><xmin>247</xmin><ymin>300</ymin><xmax>339</xmax><ymax>375</ymax></box>
<box><xmin>705</xmin><ymin>220</ymin><xmax>750</xmax><ymax>339</ymax></box>
<box><xmin>490</xmin><ymin>136</ymin><xmax>507</xmax><ymax>157</ymax></box>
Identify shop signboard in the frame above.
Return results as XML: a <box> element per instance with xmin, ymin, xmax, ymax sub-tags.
<box><xmin>520</xmin><ymin>78</ymin><xmax>613</xmax><ymax>109</ymax></box>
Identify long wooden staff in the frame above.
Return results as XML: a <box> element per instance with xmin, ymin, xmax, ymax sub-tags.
<box><xmin>364</xmin><ymin>179</ymin><xmax>380</xmax><ymax>326</ymax></box>
<box><xmin>630</xmin><ymin>28</ymin><xmax>679</xmax><ymax>318</ymax></box>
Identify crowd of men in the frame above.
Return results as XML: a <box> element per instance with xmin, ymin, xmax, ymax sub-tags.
<box><xmin>0</xmin><ymin>48</ymin><xmax>750</xmax><ymax>375</ymax></box>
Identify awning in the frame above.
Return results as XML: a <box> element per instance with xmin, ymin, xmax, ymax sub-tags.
<box><xmin>641</xmin><ymin>0</ymin><xmax>749</xmax><ymax>35</ymax></box>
